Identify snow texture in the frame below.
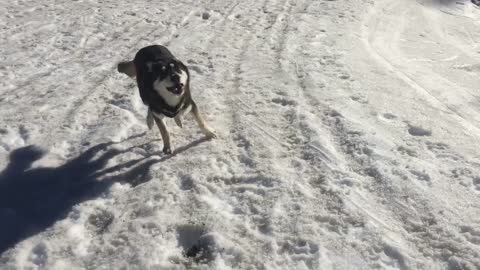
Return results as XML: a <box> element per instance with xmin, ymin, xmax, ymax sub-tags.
<box><xmin>1</xmin><ymin>0</ymin><xmax>480</xmax><ymax>269</ymax></box>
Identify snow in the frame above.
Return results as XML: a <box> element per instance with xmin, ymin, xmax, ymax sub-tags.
<box><xmin>1</xmin><ymin>0</ymin><xmax>480</xmax><ymax>269</ymax></box>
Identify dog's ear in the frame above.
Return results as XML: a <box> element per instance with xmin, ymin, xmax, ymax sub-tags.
<box><xmin>117</xmin><ymin>61</ymin><xmax>136</xmax><ymax>78</ymax></box>
<box><xmin>168</xmin><ymin>58</ymin><xmax>187</xmax><ymax>73</ymax></box>
<box><xmin>172</xmin><ymin>59</ymin><xmax>184</xmax><ymax>68</ymax></box>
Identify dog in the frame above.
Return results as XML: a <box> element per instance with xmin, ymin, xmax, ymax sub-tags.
<box><xmin>117</xmin><ymin>45</ymin><xmax>216</xmax><ymax>154</ymax></box>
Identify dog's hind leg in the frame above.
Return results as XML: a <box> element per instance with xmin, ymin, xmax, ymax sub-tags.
<box><xmin>146</xmin><ymin>108</ymin><xmax>155</xmax><ymax>130</ymax></box>
<box><xmin>174</xmin><ymin>116</ymin><xmax>183</xmax><ymax>128</ymax></box>
<box><xmin>153</xmin><ymin>115</ymin><xmax>172</xmax><ymax>154</ymax></box>
<box><xmin>191</xmin><ymin>102</ymin><xmax>216</xmax><ymax>139</ymax></box>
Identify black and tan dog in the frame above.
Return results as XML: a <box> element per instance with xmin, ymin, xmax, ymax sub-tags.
<box><xmin>118</xmin><ymin>45</ymin><xmax>216</xmax><ymax>154</ymax></box>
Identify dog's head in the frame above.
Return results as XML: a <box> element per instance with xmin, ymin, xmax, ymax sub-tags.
<box><xmin>147</xmin><ymin>59</ymin><xmax>187</xmax><ymax>95</ymax></box>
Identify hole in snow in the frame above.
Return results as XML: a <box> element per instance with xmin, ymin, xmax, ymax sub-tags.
<box><xmin>176</xmin><ymin>224</ymin><xmax>217</xmax><ymax>263</ymax></box>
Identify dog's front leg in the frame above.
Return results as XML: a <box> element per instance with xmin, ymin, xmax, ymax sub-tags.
<box><xmin>153</xmin><ymin>115</ymin><xmax>172</xmax><ymax>154</ymax></box>
<box><xmin>191</xmin><ymin>102</ymin><xmax>216</xmax><ymax>139</ymax></box>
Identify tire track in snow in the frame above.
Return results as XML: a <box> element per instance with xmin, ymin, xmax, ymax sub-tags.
<box><xmin>216</xmin><ymin>0</ymin><xmax>292</xmax><ymax>149</ymax></box>
<box><xmin>361</xmin><ymin>0</ymin><xmax>480</xmax><ymax>135</ymax></box>
<box><xmin>234</xmin><ymin>1</ymin><xmax>379</xmax><ymax>268</ymax></box>
<box><xmin>277</xmin><ymin>1</ymin><xmax>451</xmax><ymax>268</ymax></box>
<box><xmin>202</xmin><ymin>0</ymin><xmax>319</xmax><ymax>264</ymax></box>
<box><xmin>229</xmin><ymin>0</ymin><xmax>287</xmax><ymax>140</ymax></box>
<box><xmin>268</xmin><ymin>0</ymin><xmax>338</xmax><ymax>168</ymax></box>
<box><xmin>182</xmin><ymin>0</ymin><xmax>338</xmax><ymax>267</ymax></box>
<box><xmin>269</xmin><ymin>2</ymin><xmax>390</xmax><ymax>268</ymax></box>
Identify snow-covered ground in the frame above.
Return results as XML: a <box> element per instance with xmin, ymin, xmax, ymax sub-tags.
<box><xmin>1</xmin><ymin>0</ymin><xmax>480</xmax><ymax>269</ymax></box>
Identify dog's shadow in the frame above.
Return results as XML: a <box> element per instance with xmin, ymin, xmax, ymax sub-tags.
<box><xmin>0</xmin><ymin>134</ymin><xmax>208</xmax><ymax>255</ymax></box>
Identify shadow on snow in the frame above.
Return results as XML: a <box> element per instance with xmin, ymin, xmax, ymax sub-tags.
<box><xmin>0</xmin><ymin>134</ymin><xmax>208</xmax><ymax>255</ymax></box>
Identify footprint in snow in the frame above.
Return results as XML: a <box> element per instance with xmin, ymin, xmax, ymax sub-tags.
<box><xmin>382</xmin><ymin>113</ymin><xmax>397</xmax><ymax>120</ymax></box>
<box><xmin>327</xmin><ymin>109</ymin><xmax>342</xmax><ymax>118</ymax></box>
<box><xmin>29</xmin><ymin>242</ymin><xmax>48</xmax><ymax>267</ymax></box>
<box><xmin>459</xmin><ymin>224</ymin><xmax>480</xmax><ymax>246</ymax></box>
<box><xmin>397</xmin><ymin>146</ymin><xmax>417</xmax><ymax>157</ymax></box>
<box><xmin>350</xmin><ymin>94</ymin><xmax>368</xmax><ymax>104</ymax></box>
<box><xmin>87</xmin><ymin>208</ymin><xmax>114</xmax><ymax>233</ymax></box>
<box><xmin>202</xmin><ymin>12</ymin><xmax>210</xmax><ymax>20</ymax></box>
<box><xmin>426</xmin><ymin>141</ymin><xmax>459</xmax><ymax>160</ymax></box>
<box><xmin>410</xmin><ymin>169</ymin><xmax>431</xmax><ymax>183</ymax></box>
<box><xmin>473</xmin><ymin>177</ymin><xmax>480</xmax><ymax>192</ymax></box>
<box><xmin>189</xmin><ymin>65</ymin><xmax>204</xmax><ymax>75</ymax></box>
<box><xmin>408</xmin><ymin>124</ymin><xmax>432</xmax><ymax>137</ymax></box>
<box><xmin>426</xmin><ymin>141</ymin><xmax>449</xmax><ymax>152</ymax></box>
<box><xmin>180</xmin><ymin>175</ymin><xmax>194</xmax><ymax>190</ymax></box>
<box><xmin>277</xmin><ymin>239</ymin><xmax>321</xmax><ymax>268</ymax></box>
<box><xmin>271</xmin><ymin>97</ymin><xmax>296</xmax><ymax>107</ymax></box>
<box><xmin>19</xmin><ymin>125</ymin><xmax>30</xmax><ymax>142</ymax></box>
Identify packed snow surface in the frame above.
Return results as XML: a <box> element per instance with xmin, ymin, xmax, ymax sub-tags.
<box><xmin>1</xmin><ymin>0</ymin><xmax>480</xmax><ymax>269</ymax></box>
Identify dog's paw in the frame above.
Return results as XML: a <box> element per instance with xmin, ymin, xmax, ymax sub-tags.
<box><xmin>205</xmin><ymin>130</ymin><xmax>217</xmax><ymax>139</ymax></box>
<box><xmin>163</xmin><ymin>146</ymin><xmax>172</xmax><ymax>155</ymax></box>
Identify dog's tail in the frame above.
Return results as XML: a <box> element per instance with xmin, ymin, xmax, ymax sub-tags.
<box><xmin>117</xmin><ymin>61</ymin><xmax>136</xmax><ymax>78</ymax></box>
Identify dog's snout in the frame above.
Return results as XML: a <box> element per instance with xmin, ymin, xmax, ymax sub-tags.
<box><xmin>171</xmin><ymin>74</ymin><xmax>180</xmax><ymax>83</ymax></box>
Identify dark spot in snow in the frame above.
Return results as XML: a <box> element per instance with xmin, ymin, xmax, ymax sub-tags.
<box><xmin>177</xmin><ymin>225</ymin><xmax>218</xmax><ymax>262</ymax></box>
<box><xmin>383</xmin><ymin>113</ymin><xmax>397</xmax><ymax>120</ymax></box>
<box><xmin>88</xmin><ymin>209</ymin><xmax>114</xmax><ymax>233</ymax></box>
<box><xmin>408</xmin><ymin>125</ymin><xmax>432</xmax><ymax>136</ymax></box>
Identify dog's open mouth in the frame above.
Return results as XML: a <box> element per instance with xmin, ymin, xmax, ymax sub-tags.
<box><xmin>167</xmin><ymin>85</ymin><xmax>184</xmax><ymax>95</ymax></box>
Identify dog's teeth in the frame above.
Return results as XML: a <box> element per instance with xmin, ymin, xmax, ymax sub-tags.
<box><xmin>170</xmin><ymin>63</ymin><xmax>174</xmax><ymax>67</ymax></box>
